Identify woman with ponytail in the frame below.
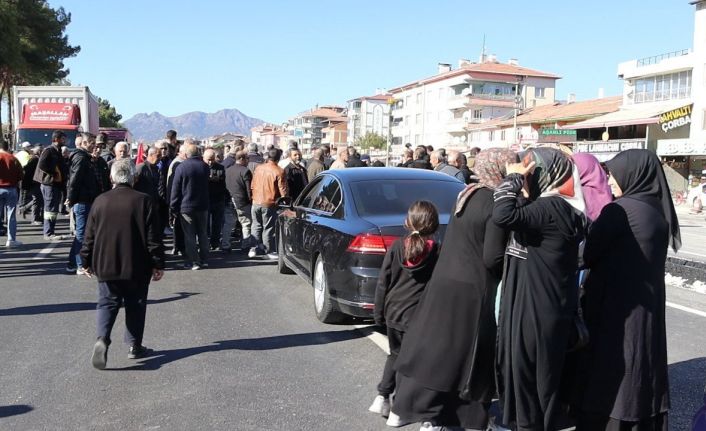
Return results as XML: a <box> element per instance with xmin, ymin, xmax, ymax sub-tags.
<box><xmin>369</xmin><ymin>200</ymin><xmax>440</xmax><ymax>426</ymax></box>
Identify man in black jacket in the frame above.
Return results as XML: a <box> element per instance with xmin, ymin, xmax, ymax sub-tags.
<box><xmin>203</xmin><ymin>148</ymin><xmax>227</xmax><ymax>250</ymax></box>
<box><xmin>65</xmin><ymin>133</ymin><xmax>100</xmax><ymax>274</ymax></box>
<box><xmin>33</xmin><ymin>130</ymin><xmax>68</xmax><ymax>240</ymax></box>
<box><xmin>81</xmin><ymin>158</ymin><xmax>165</xmax><ymax>369</ymax></box>
<box><xmin>246</xmin><ymin>143</ymin><xmax>264</xmax><ymax>173</ymax></box>
<box><xmin>346</xmin><ymin>147</ymin><xmax>367</xmax><ymax>168</ymax></box>
<box><xmin>19</xmin><ymin>146</ymin><xmax>43</xmax><ymax>224</ymax></box>
<box><xmin>170</xmin><ymin>143</ymin><xmax>210</xmax><ymax>270</ymax></box>
<box><xmin>225</xmin><ymin>150</ymin><xmax>253</xmax><ymax>250</ymax></box>
<box><xmin>135</xmin><ymin>146</ymin><xmax>161</xmax><ymax>204</ymax></box>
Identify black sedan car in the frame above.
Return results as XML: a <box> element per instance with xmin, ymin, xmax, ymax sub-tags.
<box><xmin>277</xmin><ymin>167</ymin><xmax>465</xmax><ymax>323</ymax></box>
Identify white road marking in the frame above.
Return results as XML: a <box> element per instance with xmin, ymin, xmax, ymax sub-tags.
<box><xmin>354</xmin><ymin>324</ymin><xmax>390</xmax><ymax>355</ymax></box>
<box><xmin>33</xmin><ymin>245</ymin><xmax>56</xmax><ymax>260</ymax></box>
<box><xmin>666</xmin><ymin>301</ymin><xmax>706</xmax><ymax>318</ymax></box>
<box><xmin>672</xmin><ymin>250</ymin><xmax>706</xmax><ymax>259</ymax></box>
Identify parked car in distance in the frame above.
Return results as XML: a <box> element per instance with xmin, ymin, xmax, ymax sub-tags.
<box><xmin>277</xmin><ymin>167</ymin><xmax>465</xmax><ymax>323</ymax></box>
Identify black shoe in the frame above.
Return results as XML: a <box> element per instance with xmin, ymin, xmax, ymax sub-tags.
<box><xmin>91</xmin><ymin>337</ymin><xmax>109</xmax><ymax>370</ymax></box>
<box><xmin>128</xmin><ymin>345</ymin><xmax>154</xmax><ymax>359</ymax></box>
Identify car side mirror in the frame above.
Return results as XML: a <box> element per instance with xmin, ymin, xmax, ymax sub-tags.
<box><xmin>277</xmin><ymin>196</ymin><xmax>293</xmax><ymax>209</ymax></box>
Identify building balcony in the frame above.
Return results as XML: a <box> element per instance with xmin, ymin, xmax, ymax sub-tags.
<box><xmin>466</xmin><ymin>94</ymin><xmax>516</xmax><ymax>108</ymax></box>
<box><xmin>446</xmin><ymin>117</ymin><xmax>468</xmax><ymax>133</ymax></box>
<box><xmin>446</xmin><ymin>94</ymin><xmax>468</xmax><ymax>110</ymax></box>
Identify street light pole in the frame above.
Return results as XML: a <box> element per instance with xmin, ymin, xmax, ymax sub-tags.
<box><xmin>512</xmin><ymin>77</ymin><xmax>520</xmax><ymax>148</ymax></box>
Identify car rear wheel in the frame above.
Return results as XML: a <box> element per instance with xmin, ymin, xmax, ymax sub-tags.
<box><xmin>312</xmin><ymin>256</ymin><xmax>345</xmax><ymax>324</ymax></box>
<box><xmin>277</xmin><ymin>234</ymin><xmax>294</xmax><ymax>274</ymax></box>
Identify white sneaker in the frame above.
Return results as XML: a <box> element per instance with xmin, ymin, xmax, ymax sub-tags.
<box><xmin>247</xmin><ymin>247</ymin><xmax>257</xmax><ymax>258</ymax></box>
<box><xmin>5</xmin><ymin>239</ymin><xmax>22</xmax><ymax>248</ymax></box>
<box><xmin>419</xmin><ymin>422</ymin><xmax>443</xmax><ymax>430</ymax></box>
<box><xmin>386</xmin><ymin>411</ymin><xmax>410</xmax><ymax>428</ymax></box>
<box><xmin>368</xmin><ymin>395</ymin><xmax>391</xmax><ymax>417</ymax></box>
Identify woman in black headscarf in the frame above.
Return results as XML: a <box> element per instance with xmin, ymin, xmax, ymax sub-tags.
<box><xmin>390</xmin><ymin>149</ymin><xmax>517</xmax><ymax>430</ymax></box>
<box><xmin>575</xmin><ymin>149</ymin><xmax>679</xmax><ymax>431</ymax></box>
<box><xmin>492</xmin><ymin>147</ymin><xmax>586</xmax><ymax>431</ymax></box>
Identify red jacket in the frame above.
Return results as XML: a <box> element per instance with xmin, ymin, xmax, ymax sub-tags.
<box><xmin>0</xmin><ymin>151</ymin><xmax>23</xmax><ymax>187</ymax></box>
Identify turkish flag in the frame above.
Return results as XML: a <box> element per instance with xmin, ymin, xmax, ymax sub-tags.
<box><xmin>135</xmin><ymin>141</ymin><xmax>145</xmax><ymax>164</ymax></box>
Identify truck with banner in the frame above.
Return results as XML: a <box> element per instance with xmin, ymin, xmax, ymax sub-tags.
<box><xmin>11</xmin><ymin>85</ymin><xmax>100</xmax><ymax>149</ymax></box>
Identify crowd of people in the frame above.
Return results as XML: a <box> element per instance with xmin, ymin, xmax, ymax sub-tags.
<box><xmin>0</xmin><ymin>130</ymin><xmax>680</xmax><ymax>430</ymax></box>
<box><xmin>370</xmin><ymin>146</ymin><xmax>678</xmax><ymax>431</ymax></box>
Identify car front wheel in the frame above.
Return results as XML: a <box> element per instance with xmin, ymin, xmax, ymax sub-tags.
<box><xmin>312</xmin><ymin>256</ymin><xmax>345</xmax><ymax>324</ymax></box>
<box><xmin>277</xmin><ymin>233</ymin><xmax>294</xmax><ymax>274</ymax></box>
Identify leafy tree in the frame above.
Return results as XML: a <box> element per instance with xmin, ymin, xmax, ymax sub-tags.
<box><xmin>98</xmin><ymin>98</ymin><xmax>123</xmax><ymax>127</ymax></box>
<box><xmin>355</xmin><ymin>132</ymin><xmax>388</xmax><ymax>151</ymax></box>
<box><xmin>0</xmin><ymin>0</ymin><xmax>80</xmax><ymax>143</ymax></box>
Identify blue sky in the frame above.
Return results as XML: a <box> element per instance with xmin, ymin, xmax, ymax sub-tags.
<box><xmin>50</xmin><ymin>0</ymin><xmax>695</xmax><ymax>124</ymax></box>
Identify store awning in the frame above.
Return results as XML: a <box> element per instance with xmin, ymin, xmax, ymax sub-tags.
<box><xmin>561</xmin><ymin>100</ymin><xmax>691</xmax><ymax>129</ymax></box>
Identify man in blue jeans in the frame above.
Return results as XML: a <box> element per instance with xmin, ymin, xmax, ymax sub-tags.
<box><xmin>65</xmin><ymin>133</ymin><xmax>99</xmax><ymax>274</ymax></box>
<box><xmin>33</xmin><ymin>130</ymin><xmax>69</xmax><ymax>240</ymax></box>
<box><xmin>0</xmin><ymin>141</ymin><xmax>24</xmax><ymax>247</ymax></box>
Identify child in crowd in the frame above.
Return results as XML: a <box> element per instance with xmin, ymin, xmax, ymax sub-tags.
<box><xmin>369</xmin><ymin>200</ymin><xmax>440</xmax><ymax>427</ymax></box>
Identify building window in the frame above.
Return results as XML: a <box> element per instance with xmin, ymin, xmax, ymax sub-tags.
<box><xmin>489</xmin><ymin>131</ymin><xmax>495</xmax><ymax>141</ymax></box>
<box><xmin>438</xmin><ymin>88</ymin><xmax>445</xmax><ymax>100</ymax></box>
<box><xmin>535</xmin><ymin>87</ymin><xmax>546</xmax><ymax>98</ymax></box>
<box><xmin>416</xmin><ymin>92</ymin><xmax>422</xmax><ymax>104</ymax></box>
<box><xmin>473</xmin><ymin>109</ymin><xmax>482</xmax><ymax>119</ymax></box>
<box><xmin>501</xmin><ymin>130</ymin><xmax>506</xmax><ymax>141</ymax></box>
<box><xmin>405</xmin><ymin>115</ymin><xmax>410</xmax><ymax>125</ymax></box>
<box><xmin>416</xmin><ymin>113</ymin><xmax>422</xmax><ymax>125</ymax></box>
<box><xmin>633</xmin><ymin>70</ymin><xmax>692</xmax><ymax>104</ymax></box>
<box><xmin>414</xmin><ymin>134</ymin><xmax>420</xmax><ymax>145</ymax></box>
<box><xmin>405</xmin><ymin>95</ymin><xmax>411</xmax><ymax>107</ymax></box>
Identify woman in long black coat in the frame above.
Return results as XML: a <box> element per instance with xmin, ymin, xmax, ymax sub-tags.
<box><xmin>575</xmin><ymin>149</ymin><xmax>680</xmax><ymax>431</ymax></box>
<box><xmin>492</xmin><ymin>148</ymin><xmax>586</xmax><ymax>431</ymax></box>
<box><xmin>391</xmin><ymin>148</ymin><xmax>517</xmax><ymax>429</ymax></box>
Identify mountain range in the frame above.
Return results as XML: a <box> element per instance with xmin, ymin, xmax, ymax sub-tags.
<box><xmin>123</xmin><ymin>108</ymin><xmax>265</xmax><ymax>142</ymax></box>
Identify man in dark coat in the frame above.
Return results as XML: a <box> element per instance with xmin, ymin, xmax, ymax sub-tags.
<box><xmin>81</xmin><ymin>158</ymin><xmax>165</xmax><ymax>370</ymax></box>
<box><xmin>154</xmin><ymin>140</ymin><xmax>172</xmax><ymax>234</ymax></box>
<box><xmin>307</xmin><ymin>148</ymin><xmax>326</xmax><ymax>180</ymax></box>
<box><xmin>20</xmin><ymin>146</ymin><xmax>43</xmax><ymax>224</ymax></box>
<box><xmin>225</xmin><ymin>150</ymin><xmax>253</xmax><ymax>250</ymax></box>
<box><xmin>135</xmin><ymin>146</ymin><xmax>161</xmax><ymax>204</ymax></box>
<box><xmin>346</xmin><ymin>147</ymin><xmax>367</xmax><ymax>168</ymax></box>
<box><xmin>397</xmin><ymin>149</ymin><xmax>414</xmax><ymax>168</ymax></box>
<box><xmin>431</xmin><ymin>150</ymin><xmax>465</xmax><ymax>182</ymax></box>
<box><xmin>91</xmin><ymin>143</ymin><xmax>111</xmax><ymax>195</ymax></box>
<box><xmin>410</xmin><ymin>146</ymin><xmax>432</xmax><ymax>170</ymax></box>
<box><xmin>321</xmin><ymin>144</ymin><xmax>334</xmax><ymax>170</ymax></box>
<box><xmin>170</xmin><ymin>143</ymin><xmax>210</xmax><ymax>269</ymax></box>
<box><xmin>203</xmin><ymin>148</ymin><xmax>227</xmax><ymax>250</ymax></box>
<box><xmin>284</xmin><ymin>148</ymin><xmax>309</xmax><ymax>201</ymax></box>
<box><xmin>33</xmin><ymin>130</ymin><xmax>68</xmax><ymax>240</ymax></box>
<box><xmin>65</xmin><ymin>133</ymin><xmax>100</xmax><ymax>273</ymax></box>
<box><xmin>247</xmin><ymin>143</ymin><xmax>265</xmax><ymax>173</ymax></box>
<box><xmin>449</xmin><ymin>150</ymin><xmax>472</xmax><ymax>184</ymax></box>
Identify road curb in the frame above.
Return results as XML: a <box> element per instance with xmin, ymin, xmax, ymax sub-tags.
<box><xmin>667</xmin><ymin>256</ymin><xmax>706</xmax><ymax>284</ymax></box>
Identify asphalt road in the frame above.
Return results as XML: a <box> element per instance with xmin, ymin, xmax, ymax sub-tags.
<box><xmin>0</xmin><ymin>217</ymin><xmax>704</xmax><ymax>430</ymax></box>
<box><xmin>671</xmin><ymin>205</ymin><xmax>706</xmax><ymax>263</ymax></box>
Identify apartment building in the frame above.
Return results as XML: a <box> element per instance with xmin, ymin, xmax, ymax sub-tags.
<box><xmin>388</xmin><ymin>57</ymin><xmax>559</xmax><ymax>154</ymax></box>
<box><xmin>565</xmin><ymin>0</ymin><xmax>704</xmax><ymax>191</ymax></box>
<box><xmin>347</xmin><ymin>93</ymin><xmax>392</xmax><ymax>145</ymax></box>
<box><xmin>286</xmin><ymin>105</ymin><xmax>346</xmax><ymax>151</ymax></box>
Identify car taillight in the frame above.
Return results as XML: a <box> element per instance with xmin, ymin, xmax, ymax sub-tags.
<box><xmin>347</xmin><ymin>233</ymin><xmax>399</xmax><ymax>254</ymax></box>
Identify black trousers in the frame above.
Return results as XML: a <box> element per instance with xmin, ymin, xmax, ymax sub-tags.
<box><xmin>96</xmin><ymin>279</ymin><xmax>149</xmax><ymax>346</ymax></box>
<box><xmin>377</xmin><ymin>327</ymin><xmax>404</xmax><ymax>397</ymax></box>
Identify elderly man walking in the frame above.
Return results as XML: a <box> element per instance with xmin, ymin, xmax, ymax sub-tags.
<box><xmin>65</xmin><ymin>133</ymin><xmax>100</xmax><ymax>274</ymax></box>
<box><xmin>81</xmin><ymin>159</ymin><xmax>165</xmax><ymax>369</ymax></box>
<box><xmin>170</xmin><ymin>143</ymin><xmax>210</xmax><ymax>270</ymax></box>
<box><xmin>250</xmin><ymin>148</ymin><xmax>287</xmax><ymax>259</ymax></box>
<box><xmin>34</xmin><ymin>130</ymin><xmax>69</xmax><ymax>240</ymax></box>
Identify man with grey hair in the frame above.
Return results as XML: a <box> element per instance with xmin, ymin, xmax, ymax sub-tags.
<box><xmin>307</xmin><ymin>147</ymin><xmax>326</xmax><ymax>180</ymax></box>
<box><xmin>135</xmin><ymin>146</ymin><xmax>161</xmax><ymax>204</ymax></box>
<box><xmin>81</xmin><ymin>158</ymin><xmax>165</xmax><ymax>369</ymax></box>
<box><xmin>108</xmin><ymin>141</ymin><xmax>130</xmax><ymax>170</ymax></box>
<box><xmin>430</xmin><ymin>149</ymin><xmax>465</xmax><ymax>182</ymax></box>
<box><xmin>170</xmin><ymin>143</ymin><xmax>210</xmax><ymax>270</ymax></box>
<box><xmin>448</xmin><ymin>150</ymin><xmax>472</xmax><ymax>184</ymax></box>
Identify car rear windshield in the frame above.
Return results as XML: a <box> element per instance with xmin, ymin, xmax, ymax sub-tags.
<box><xmin>349</xmin><ymin>179</ymin><xmax>463</xmax><ymax>217</ymax></box>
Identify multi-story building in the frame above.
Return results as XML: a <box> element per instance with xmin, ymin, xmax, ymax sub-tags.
<box><xmin>388</xmin><ymin>57</ymin><xmax>559</xmax><ymax>154</ymax></box>
<box><xmin>347</xmin><ymin>93</ymin><xmax>392</xmax><ymax>146</ymax></box>
<box><xmin>286</xmin><ymin>105</ymin><xmax>346</xmax><ymax>152</ymax></box>
<box><xmin>566</xmin><ymin>0</ymin><xmax>704</xmax><ymax>192</ymax></box>
<box><xmin>322</xmin><ymin>116</ymin><xmax>348</xmax><ymax>148</ymax></box>
<box><xmin>466</xmin><ymin>96</ymin><xmax>622</xmax><ymax>150</ymax></box>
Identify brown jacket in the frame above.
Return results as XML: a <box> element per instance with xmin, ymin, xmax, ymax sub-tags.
<box><xmin>251</xmin><ymin>161</ymin><xmax>287</xmax><ymax>207</ymax></box>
